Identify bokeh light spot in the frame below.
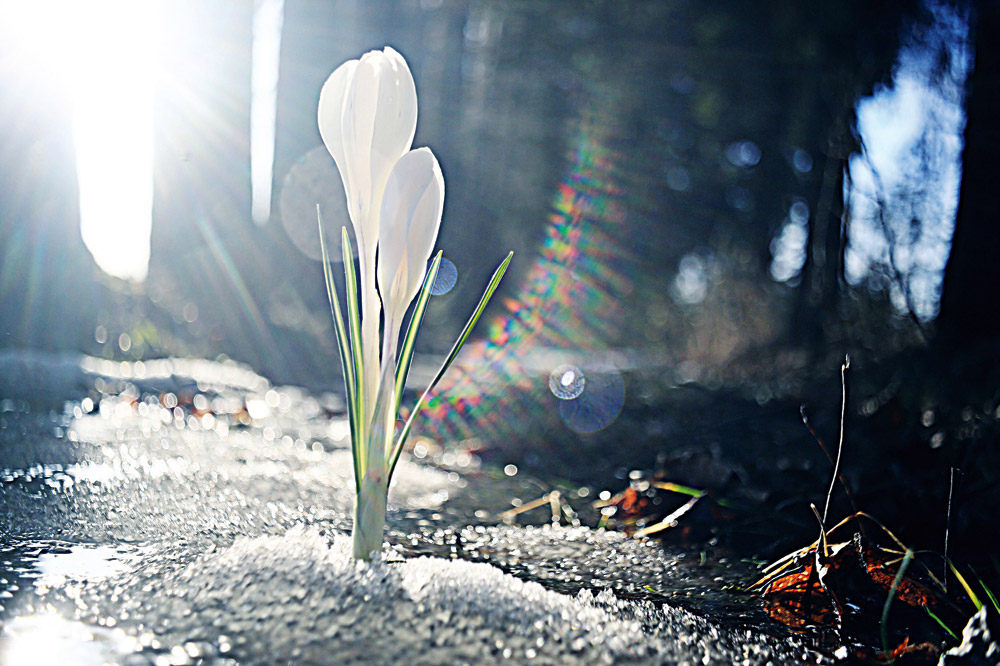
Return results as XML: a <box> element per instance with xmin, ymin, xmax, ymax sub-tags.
<box><xmin>725</xmin><ymin>186</ymin><xmax>754</xmax><ymax>212</ymax></box>
<box><xmin>724</xmin><ymin>140</ymin><xmax>761</xmax><ymax>168</ymax></box>
<box><xmin>429</xmin><ymin>257</ymin><xmax>458</xmax><ymax>295</ymax></box>
<box><xmin>665</xmin><ymin>166</ymin><xmax>691</xmax><ymax>192</ymax></box>
<box><xmin>549</xmin><ymin>364</ymin><xmax>585</xmax><ymax>400</ymax></box>
<box><xmin>279</xmin><ymin>147</ymin><xmax>353</xmax><ymax>262</ymax></box>
<box><xmin>792</xmin><ymin>148</ymin><xmax>813</xmax><ymax>173</ymax></box>
<box><xmin>789</xmin><ymin>199</ymin><xmax>810</xmax><ymax>225</ymax></box>
<box><xmin>672</xmin><ymin>253</ymin><xmax>709</xmax><ymax>305</ymax></box>
<box><xmin>770</xmin><ymin>206</ymin><xmax>809</xmax><ymax>284</ymax></box>
<box><xmin>558</xmin><ymin>365</ymin><xmax>625</xmax><ymax>433</ymax></box>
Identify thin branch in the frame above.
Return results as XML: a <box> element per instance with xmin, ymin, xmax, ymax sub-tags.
<box><xmin>944</xmin><ymin>467</ymin><xmax>961</xmax><ymax>592</ymax></box>
<box><xmin>800</xmin><ymin>404</ymin><xmax>865</xmax><ymax>538</ymax></box>
<box><xmin>822</xmin><ymin>355</ymin><xmax>850</xmax><ymax>525</ymax></box>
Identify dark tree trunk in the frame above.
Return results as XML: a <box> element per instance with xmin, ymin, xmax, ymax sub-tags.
<box><xmin>793</xmin><ymin>111</ymin><xmax>853</xmax><ymax>348</ymax></box>
<box><xmin>936</xmin><ymin>1</ymin><xmax>1000</xmax><ymax>351</ymax></box>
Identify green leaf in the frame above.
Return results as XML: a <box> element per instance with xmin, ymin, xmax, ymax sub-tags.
<box><xmin>881</xmin><ymin>548</ymin><xmax>914</xmax><ymax>663</ymax></box>
<box><xmin>318</xmin><ymin>208</ymin><xmax>361</xmax><ymax>491</ymax></box>
<box><xmin>340</xmin><ymin>226</ymin><xmax>367</xmax><ymax>475</ymax></box>
<box><xmin>387</xmin><ymin>251</ymin><xmax>513</xmax><ymax>477</ymax></box>
<box><xmin>393</xmin><ymin>252</ymin><xmax>443</xmax><ymax>413</ymax></box>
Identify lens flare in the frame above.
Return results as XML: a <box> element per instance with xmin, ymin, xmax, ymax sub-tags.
<box><xmin>414</xmin><ymin>102</ymin><xmax>634</xmax><ymax>445</ymax></box>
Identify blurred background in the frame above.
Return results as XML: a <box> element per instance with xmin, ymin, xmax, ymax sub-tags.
<box><xmin>1</xmin><ymin>0</ymin><xmax>997</xmax><ymax>557</ymax></box>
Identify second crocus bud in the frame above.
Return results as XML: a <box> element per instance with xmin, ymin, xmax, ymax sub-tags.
<box><xmin>377</xmin><ymin>147</ymin><xmax>445</xmax><ymax>331</ymax></box>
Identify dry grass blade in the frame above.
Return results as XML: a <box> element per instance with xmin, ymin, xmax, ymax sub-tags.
<box><xmin>633</xmin><ymin>495</ymin><xmax>702</xmax><ymax>538</ymax></box>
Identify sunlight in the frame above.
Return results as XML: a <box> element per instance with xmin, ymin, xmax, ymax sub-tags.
<box><xmin>7</xmin><ymin>0</ymin><xmax>158</xmax><ymax>283</ymax></box>
<box><xmin>251</xmin><ymin>0</ymin><xmax>285</xmax><ymax>225</ymax></box>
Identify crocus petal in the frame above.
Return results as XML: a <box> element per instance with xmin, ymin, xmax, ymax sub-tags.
<box><xmin>366</xmin><ymin>47</ymin><xmax>417</xmax><ymax>193</ymax></box>
<box><xmin>317</xmin><ymin>47</ymin><xmax>417</xmax><ymax>251</ymax></box>
<box><xmin>318</xmin><ymin>58</ymin><xmax>360</xmax><ymax>219</ymax></box>
<box><xmin>340</xmin><ymin>57</ymin><xmax>378</xmax><ymax>230</ymax></box>
<box><xmin>377</xmin><ymin>147</ymin><xmax>444</xmax><ymax>319</ymax></box>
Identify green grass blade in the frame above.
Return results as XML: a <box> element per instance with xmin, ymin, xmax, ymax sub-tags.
<box><xmin>340</xmin><ymin>226</ymin><xmax>367</xmax><ymax>474</ymax></box>
<box><xmin>881</xmin><ymin>548</ymin><xmax>914</xmax><ymax>663</ymax></box>
<box><xmin>966</xmin><ymin>566</ymin><xmax>1000</xmax><ymax>615</ymax></box>
<box><xmin>317</xmin><ymin>209</ymin><xmax>352</xmax><ymax>392</ymax></box>
<box><xmin>924</xmin><ymin>606</ymin><xmax>958</xmax><ymax>641</ymax></box>
<box><xmin>317</xmin><ymin>208</ymin><xmax>361</xmax><ymax>489</ymax></box>
<box><xmin>949</xmin><ymin>562</ymin><xmax>983</xmax><ymax>611</ymax></box>
<box><xmin>394</xmin><ymin>252</ymin><xmax>443</xmax><ymax>412</ymax></box>
<box><xmin>387</xmin><ymin>251</ymin><xmax>513</xmax><ymax>476</ymax></box>
<box><xmin>980</xmin><ymin>577</ymin><xmax>1000</xmax><ymax>614</ymax></box>
<box><xmin>651</xmin><ymin>481</ymin><xmax>707</xmax><ymax>498</ymax></box>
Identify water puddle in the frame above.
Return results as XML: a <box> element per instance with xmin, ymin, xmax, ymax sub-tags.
<box><xmin>33</xmin><ymin>544</ymin><xmax>141</xmax><ymax>587</ymax></box>
<box><xmin>0</xmin><ymin>541</ymin><xmax>149</xmax><ymax>665</ymax></box>
<box><xmin>2</xmin><ymin>540</ymin><xmax>143</xmax><ymax>591</ymax></box>
<box><xmin>0</xmin><ymin>613</ymin><xmax>139</xmax><ymax>666</ymax></box>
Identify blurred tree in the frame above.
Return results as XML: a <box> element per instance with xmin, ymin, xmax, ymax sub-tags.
<box><xmin>937</xmin><ymin>0</ymin><xmax>1000</xmax><ymax>354</ymax></box>
<box><xmin>769</xmin><ymin>0</ymin><xmax>920</xmax><ymax>350</ymax></box>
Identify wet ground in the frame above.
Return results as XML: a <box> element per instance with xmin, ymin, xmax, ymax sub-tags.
<box><xmin>0</xmin><ymin>352</ymin><xmax>834</xmax><ymax>665</ymax></box>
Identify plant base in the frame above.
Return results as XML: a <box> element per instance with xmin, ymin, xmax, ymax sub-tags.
<box><xmin>352</xmin><ymin>472</ymin><xmax>388</xmax><ymax>560</ymax></box>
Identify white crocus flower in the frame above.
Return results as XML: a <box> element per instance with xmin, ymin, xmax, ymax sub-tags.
<box><xmin>315</xmin><ymin>46</ymin><xmax>513</xmax><ymax>561</ymax></box>
<box><xmin>318</xmin><ymin>46</ymin><xmax>417</xmax><ymax>423</ymax></box>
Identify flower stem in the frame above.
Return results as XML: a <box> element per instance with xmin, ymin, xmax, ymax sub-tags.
<box><xmin>356</xmin><ymin>241</ymin><xmax>382</xmax><ymax>428</ymax></box>
<box><xmin>352</xmin><ymin>467</ymin><xmax>387</xmax><ymax>560</ymax></box>
<box><xmin>352</xmin><ymin>357</ymin><xmax>397</xmax><ymax>560</ymax></box>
